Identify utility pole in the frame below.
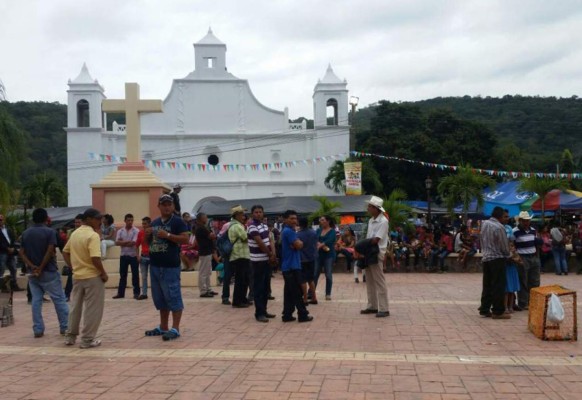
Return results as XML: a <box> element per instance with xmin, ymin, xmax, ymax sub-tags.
<box><xmin>349</xmin><ymin>96</ymin><xmax>359</xmax><ymax>152</ymax></box>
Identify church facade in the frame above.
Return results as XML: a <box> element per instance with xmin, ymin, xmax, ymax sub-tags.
<box><xmin>66</xmin><ymin>29</ymin><xmax>350</xmax><ymax>211</ymax></box>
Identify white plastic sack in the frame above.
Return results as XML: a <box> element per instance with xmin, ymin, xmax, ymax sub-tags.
<box><xmin>547</xmin><ymin>293</ymin><xmax>565</xmax><ymax>324</ymax></box>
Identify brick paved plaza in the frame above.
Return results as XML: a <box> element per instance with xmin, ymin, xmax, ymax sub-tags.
<box><xmin>1</xmin><ymin>272</ymin><xmax>581</xmax><ymax>400</ymax></box>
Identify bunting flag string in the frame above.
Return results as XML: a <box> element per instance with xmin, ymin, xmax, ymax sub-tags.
<box><xmin>87</xmin><ymin>152</ymin><xmax>351</xmax><ymax>173</ymax></box>
<box><xmin>87</xmin><ymin>151</ymin><xmax>582</xmax><ymax>179</ymax></box>
<box><xmin>349</xmin><ymin>151</ymin><xmax>582</xmax><ymax>180</ymax></box>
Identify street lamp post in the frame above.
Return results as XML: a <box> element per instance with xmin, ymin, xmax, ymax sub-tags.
<box><xmin>425</xmin><ymin>176</ymin><xmax>432</xmax><ymax>228</ymax></box>
<box><xmin>349</xmin><ymin>96</ymin><xmax>359</xmax><ymax>152</ymax></box>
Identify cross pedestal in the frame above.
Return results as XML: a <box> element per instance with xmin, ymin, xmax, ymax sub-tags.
<box><xmin>91</xmin><ymin>82</ymin><xmax>170</xmax><ymax>225</ymax></box>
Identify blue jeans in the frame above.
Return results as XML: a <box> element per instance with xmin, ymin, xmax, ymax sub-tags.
<box><xmin>552</xmin><ymin>247</ymin><xmax>568</xmax><ymax>274</ymax></box>
<box><xmin>437</xmin><ymin>250</ymin><xmax>450</xmax><ymax>271</ymax></box>
<box><xmin>314</xmin><ymin>256</ymin><xmax>333</xmax><ymax>296</ymax></box>
<box><xmin>29</xmin><ymin>270</ymin><xmax>69</xmax><ymax>335</ymax></box>
<box><xmin>140</xmin><ymin>256</ymin><xmax>150</xmax><ymax>296</ymax></box>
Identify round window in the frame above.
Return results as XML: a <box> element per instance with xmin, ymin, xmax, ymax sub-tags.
<box><xmin>208</xmin><ymin>154</ymin><xmax>219</xmax><ymax>166</ymax></box>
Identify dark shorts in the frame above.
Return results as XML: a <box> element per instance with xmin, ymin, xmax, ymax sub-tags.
<box><xmin>301</xmin><ymin>261</ymin><xmax>315</xmax><ymax>283</ymax></box>
<box><xmin>150</xmin><ymin>265</ymin><xmax>183</xmax><ymax>312</ymax></box>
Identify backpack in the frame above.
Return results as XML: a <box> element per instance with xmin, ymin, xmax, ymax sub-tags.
<box><xmin>216</xmin><ymin>225</ymin><xmax>239</xmax><ymax>259</ymax></box>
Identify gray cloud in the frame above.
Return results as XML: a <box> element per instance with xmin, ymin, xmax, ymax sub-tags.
<box><xmin>1</xmin><ymin>0</ymin><xmax>581</xmax><ymax>118</ymax></box>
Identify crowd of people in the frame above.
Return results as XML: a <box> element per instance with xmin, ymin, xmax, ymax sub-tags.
<box><xmin>4</xmin><ymin>182</ymin><xmax>582</xmax><ymax>344</ymax></box>
<box><xmin>5</xmin><ymin>193</ymin><xmax>392</xmax><ymax>346</ymax></box>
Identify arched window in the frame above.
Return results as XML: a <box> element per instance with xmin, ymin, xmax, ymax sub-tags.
<box><xmin>326</xmin><ymin>98</ymin><xmax>338</xmax><ymax>125</ymax></box>
<box><xmin>77</xmin><ymin>99</ymin><xmax>90</xmax><ymax>127</ymax></box>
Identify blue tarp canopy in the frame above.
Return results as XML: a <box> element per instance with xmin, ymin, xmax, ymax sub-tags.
<box><xmin>483</xmin><ymin>181</ymin><xmax>535</xmax><ymax>217</ymax></box>
<box><xmin>453</xmin><ymin>199</ymin><xmax>480</xmax><ymax>214</ymax></box>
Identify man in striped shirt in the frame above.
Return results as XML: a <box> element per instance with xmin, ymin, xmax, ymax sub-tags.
<box><xmin>512</xmin><ymin>211</ymin><xmax>540</xmax><ymax>310</ymax></box>
<box><xmin>248</xmin><ymin>205</ymin><xmax>277</xmax><ymax>323</ymax></box>
<box><xmin>479</xmin><ymin>206</ymin><xmax>510</xmax><ymax>319</ymax></box>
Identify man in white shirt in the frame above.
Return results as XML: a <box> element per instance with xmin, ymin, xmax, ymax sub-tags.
<box><xmin>113</xmin><ymin>214</ymin><xmax>141</xmax><ymax>299</ymax></box>
<box><xmin>360</xmin><ymin>196</ymin><xmax>390</xmax><ymax>318</ymax></box>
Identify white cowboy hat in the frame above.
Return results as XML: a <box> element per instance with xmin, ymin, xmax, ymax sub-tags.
<box><xmin>366</xmin><ymin>196</ymin><xmax>386</xmax><ymax>213</ymax></box>
<box><xmin>518</xmin><ymin>211</ymin><xmax>532</xmax><ymax>220</ymax></box>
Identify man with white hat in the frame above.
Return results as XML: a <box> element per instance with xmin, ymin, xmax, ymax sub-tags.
<box><xmin>512</xmin><ymin>210</ymin><xmax>540</xmax><ymax>310</ymax></box>
<box><xmin>360</xmin><ymin>196</ymin><xmax>390</xmax><ymax>318</ymax></box>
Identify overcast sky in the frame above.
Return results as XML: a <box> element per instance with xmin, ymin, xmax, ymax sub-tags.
<box><xmin>1</xmin><ymin>0</ymin><xmax>581</xmax><ymax>118</ymax></box>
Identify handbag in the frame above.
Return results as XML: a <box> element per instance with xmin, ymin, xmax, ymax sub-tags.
<box><xmin>61</xmin><ymin>265</ymin><xmax>73</xmax><ymax>276</ymax></box>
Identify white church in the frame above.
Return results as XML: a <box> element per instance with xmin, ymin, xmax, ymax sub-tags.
<box><xmin>66</xmin><ymin>29</ymin><xmax>350</xmax><ymax>211</ymax></box>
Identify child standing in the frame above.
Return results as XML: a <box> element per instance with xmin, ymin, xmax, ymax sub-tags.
<box><xmin>505</xmin><ymin>241</ymin><xmax>521</xmax><ymax>313</ymax></box>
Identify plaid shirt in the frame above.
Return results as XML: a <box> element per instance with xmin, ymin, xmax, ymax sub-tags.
<box><xmin>480</xmin><ymin>217</ymin><xmax>510</xmax><ymax>262</ymax></box>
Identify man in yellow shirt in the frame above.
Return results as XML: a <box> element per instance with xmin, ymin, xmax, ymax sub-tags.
<box><xmin>62</xmin><ymin>208</ymin><xmax>109</xmax><ymax>349</ymax></box>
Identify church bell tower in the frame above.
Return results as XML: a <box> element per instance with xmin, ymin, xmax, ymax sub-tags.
<box><xmin>67</xmin><ymin>63</ymin><xmax>105</xmax><ymax>129</ymax></box>
<box><xmin>313</xmin><ymin>64</ymin><xmax>349</xmax><ymax>127</ymax></box>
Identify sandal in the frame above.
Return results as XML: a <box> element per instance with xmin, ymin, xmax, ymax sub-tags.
<box><xmin>162</xmin><ymin>328</ymin><xmax>180</xmax><ymax>341</ymax></box>
<box><xmin>145</xmin><ymin>326</ymin><xmax>167</xmax><ymax>336</ymax></box>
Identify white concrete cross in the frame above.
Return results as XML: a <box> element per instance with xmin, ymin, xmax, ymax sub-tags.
<box><xmin>102</xmin><ymin>83</ymin><xmax>163</xmax><ymax>164</ymax></box>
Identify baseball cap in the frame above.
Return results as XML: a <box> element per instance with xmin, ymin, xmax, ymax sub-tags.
<box><xmin>159</xmin><ymin>194</ymin><xmax>174</xmax><ymax>204</ymax></box>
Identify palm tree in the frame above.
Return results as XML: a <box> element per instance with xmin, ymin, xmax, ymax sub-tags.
<box><xmin>308</xmin><ymin>196</ymin><xmax>342</xmax><ymax>225</ymax></box>
<box><xmin>382</xmin><ymin>189</ymin><xmax>412</xmax><ymax>230</ymax></box>
<box><xmin>21</xmin><ymin>173</ymin><xmax>67</xmax><ymax>208</ymax></box>
<box><xmin>0</xmin><ymin>108</ymin><xmax>25</xmax><ymax>209</ymax></box>
<box><xmin>519</xmin><ymin>176</ymin><xmax>569</xmax><ymax>220</ymax></box>
<box><xmin>325</xmin><ymin>158</ymin><xmax>383</xmax><ymax>195</ymax></box>
<box><xmin>438</xmin><ymin>164</ymin><xmax>496</xmax><ymax>224</ymax></box>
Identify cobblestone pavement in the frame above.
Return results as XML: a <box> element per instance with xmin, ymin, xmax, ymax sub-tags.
<box><xmin>1</xmin><ymin>272</ymin><xmax>581</xmax><ymax>399</ymax></box>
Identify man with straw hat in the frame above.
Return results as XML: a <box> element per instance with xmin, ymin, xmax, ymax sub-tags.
<box><xmin>359</xmin><ymin>196</ymin><xmax>390</xmax><ymax>318</ymax></box>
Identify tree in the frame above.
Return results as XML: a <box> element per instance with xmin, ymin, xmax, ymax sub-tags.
<box><xmin>308</xmin><ymin>196</ymin><xmax>342</xmax><ymax>225</ymax></box>
<box><xmin>519</xmin><ymin>176</ymin><xmax>569</xmax><ymax>220</ymax></box>
<box><xmin>382</xmin><ymin>189</ymin><xmax>412</xmax><ymax>230</ymax></box>
<box><xmin>0</xmin><ymin>108</ymin><xmax>26</xmax><ymax>209</ymax></box>
<box><xmin>437</xmin><ymin>165</ymin><xmax>496</xmax><ymax>224</ymax></box>
<box><xmin>21</xmin><ymin>172</ymin><xmax>67</xmax><ymax>208</ymax></box>
<box><xmin>324</xmin><ymin>158</ymin><xmax>383</xmax><ymax>195</ymax></box>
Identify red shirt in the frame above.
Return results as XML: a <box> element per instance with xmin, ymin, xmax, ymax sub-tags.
<box><xmin>136</xmin><ymin>230</ymin><xmax>149</xmax><ymax>256</ymax></box>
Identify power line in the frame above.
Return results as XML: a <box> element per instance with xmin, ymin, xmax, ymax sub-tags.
<box><xmin>69</xmin><ymin>115</ymin><xmax>352</xmax><ymax>168</ymax></box>
<box><xmin>68</xmin><ymin>126</ymin><xmax>351</xmax><ymax>171</ymax></box>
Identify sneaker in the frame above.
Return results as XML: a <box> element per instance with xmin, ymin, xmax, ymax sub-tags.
<box><xmin>199</xmin><ymin>292</ymin><xmax>214</xmax><ymax>298</ymax></box>
<box><xmin>80</xmin><ymin>339</ymin><xmax>102</xmax><ymax>349</ymax></box>
<box><xmin>64</xmin><ymin>336</ymin><xmax>76</xmax><ymax>346</ymax></box>
<box><xmin>60</xmin><ymin>329</ymin><xmax>67</xmax><ymax>335</ymax></box>
<box><xmin>325</xmin><ymin>295</ymin><xmax>331</xmax><ymax>301</ymax></box>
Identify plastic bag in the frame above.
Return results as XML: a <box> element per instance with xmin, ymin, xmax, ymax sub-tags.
<box><xmin>547</xmin><ymin>293</ymin><xmax>565</xmax><ymax>324</ymax></box>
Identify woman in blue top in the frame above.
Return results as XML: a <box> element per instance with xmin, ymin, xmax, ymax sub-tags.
<box><xmin>314</xmin><ymin>215</ymin><xmax>337</xmax><ymax>300</ymax></box>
